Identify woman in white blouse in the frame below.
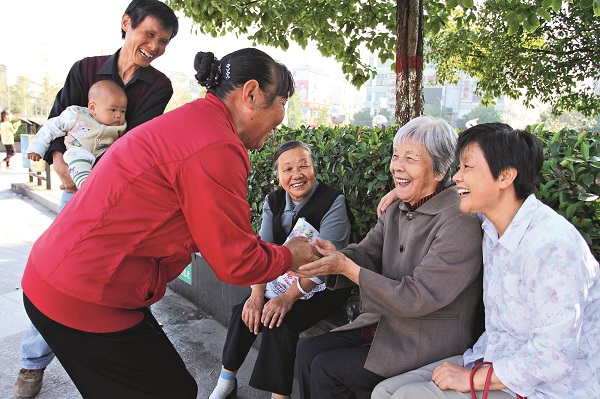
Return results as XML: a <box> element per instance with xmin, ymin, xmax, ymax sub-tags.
<box><xmin>373</xmin><ymin>123</ymin><xmax>600</xmax><ymax>399</ymax></box>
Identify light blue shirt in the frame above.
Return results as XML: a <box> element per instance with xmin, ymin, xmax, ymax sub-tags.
<box><xmin>463</xmin><ymin>195</ymin><xmax>600</xmax><ymax>398</ymax></box>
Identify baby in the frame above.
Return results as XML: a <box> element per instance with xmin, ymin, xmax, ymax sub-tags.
<box><xmin>27</xmin><ymin>80</ymin><xmax>127</xmax><ymax>188</ymax></box>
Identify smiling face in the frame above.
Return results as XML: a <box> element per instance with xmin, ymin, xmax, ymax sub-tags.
<box><xmin>453</xmin><ymin>142</ymin><xmax>499</xmax><ymax>216</ymax></box>
<box><xmin>240</xmin><ymin>93</ymin><xmax>287</xmax><ymax>150</ymax></box>
<box><xmin>277</xmin><ymin>147</ymin><xmax>316</xmax><ymax>202</ymax></box>
<box><xmin>121</xmin><ymin>15</ymin><xmax>172</xmax><ymax>68</ymax></box>
<box><xmin>389</xmin><ymin>138</ymin><xmax>443</xmax><ymax>206</ymax></box>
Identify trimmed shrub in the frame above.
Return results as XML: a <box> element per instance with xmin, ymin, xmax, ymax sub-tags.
<box><xmin>531</xmin><ymin>124</ymin><xmax>600</xmax><ymax>257</ymax></box>
<box><xmin>247</xmin><ymin>123</ymin><xmax>599</xmax><ymax>258</ymax></box>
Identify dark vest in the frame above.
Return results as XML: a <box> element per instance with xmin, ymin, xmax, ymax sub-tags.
<box><xmin>267</xmin><ymin>183</ymin><xmax>354</xmax><ymax>245</ymax></box>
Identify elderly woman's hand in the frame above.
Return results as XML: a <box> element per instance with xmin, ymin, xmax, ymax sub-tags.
<box><xmin>377</xmin><ymin>189</ymin><xmax>398</xmax><ymax>216</ymax></box>
<box><xmin>261</xmin><ymin>294</ymin><xmax>295</xmax><ymax>329</ymax></box>
<box><xmin>431</xmin><ymin>362</ymin><xmax>472</xmax><ymax>392</ymax></box>
<box><xmin>294</xmin><ymin>240</ymin><xmax>360</xmax><ymax>284</ymax></box>
<box><xmin>284</xmin><ymin>236</ymin><xmax>320</xmax><ymax>270</ymax></box>
<box><xmin>242</xmin><ymin>289</ymin><xmax>265</xmax><ymax>334</ymax></box>
<box><xmin>313</xmin><ymin>237</ymin><xmax>337</xmax><ymax>257</ymax></box>
<box><xmin>294</xmin><ymin>251</ymin><xmax>347</xmax><ymax>278</ymax></box>
<box><xmin>432</xmin><ymin>362</ymin><xmax>508</xmax><ymax>393</ymax></box>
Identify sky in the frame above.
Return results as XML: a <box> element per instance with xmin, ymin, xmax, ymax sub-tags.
<box><xmin>1</xmin><ymin>0</ymin><xmax>343</xmax><ymax>86</ymax></box>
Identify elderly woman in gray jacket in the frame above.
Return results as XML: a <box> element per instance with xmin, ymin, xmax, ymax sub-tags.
<box><xmin>294</xmin><ymin>115</ymin><xmax>484</xmax><ymax>399</ymax></box>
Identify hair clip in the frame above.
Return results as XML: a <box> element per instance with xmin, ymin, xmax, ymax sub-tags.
<box><xmin>225</xmin><ymin>60</ymin><xmax>231</xmax><ymax>80</ymax></box>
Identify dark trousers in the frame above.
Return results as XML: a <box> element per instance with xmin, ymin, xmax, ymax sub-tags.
<box><xmin>222</xmin><ymin>287</ymin><xmax>352</xmax><ymax>395</ymax></box>
<box><xmin>24</xmin><ymin>294</ymin><xmax>197</xmax><ymax>399</ymax></box>
<box><xmin>3</xmin><ymin>144</ymin><xmax>14</xmax><ymax>165</ymax></box>
<box><xmin>297</xmin><ymin>329</ymin><xmax>386</xmax><ymax>399</ymax></box>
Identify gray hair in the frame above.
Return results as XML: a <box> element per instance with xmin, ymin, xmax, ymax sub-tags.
<box><xmin>272</xmin><ymin>140</ymin><xmax>315</xmax><ymax>178</ymax></box>
<box><xmin>393</xmin><ymin>115</ymin><xmax>457</xmax><ymax>187</ymax></box>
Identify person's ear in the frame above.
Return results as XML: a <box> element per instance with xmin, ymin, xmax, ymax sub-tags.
<box><xmin>498</xmin><ymin>167</ymin><xmax>517</xmax><ymax>189</ymax></box>
<box><xmin>433</xmin><ymin>170</ymin><xmax>446</xmax><ymax>183</ymax></box>
<box><xmin>88</xmin><ymin>101</ymin><xmax>96</xmax><ymax>115</ymax></box>
<box><xmin>241</xmin><ymin>80</ymin><xmax>260</xmax><ymax>110</ymax></box>
<box><xmin>121</xmin><ymin>14</ymin><xmax>131</xmax><ymax>33</ymax></box>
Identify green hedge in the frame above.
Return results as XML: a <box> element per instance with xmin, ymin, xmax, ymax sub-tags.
<box><xmin>531</xmin><ymin>124</ymin><xmax>600</xmax><ymax>256</ymax></box>
<box><xmin>247</xmin><ymin>124</ymin><xmax>600</xmax><ymax>257</ymax></box>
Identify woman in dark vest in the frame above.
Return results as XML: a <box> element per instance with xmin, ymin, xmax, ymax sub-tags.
<box><xmin>209</xmin><ymin>140</ymin><xmax>353</xmax><ymax>399</ymax></box>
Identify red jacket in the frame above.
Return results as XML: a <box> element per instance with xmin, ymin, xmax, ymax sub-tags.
<box><xmin>22</xmin><ymin>94</ymin><xmax>292</xmax><ymax>333</ymax></box>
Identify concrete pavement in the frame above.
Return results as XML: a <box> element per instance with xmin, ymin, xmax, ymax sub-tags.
<box><xmin>0</xmin><ymin>152</ymin><xmax>295</xmax><ymax>398</ymax></box>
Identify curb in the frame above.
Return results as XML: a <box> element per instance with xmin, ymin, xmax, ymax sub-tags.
<box><xmin>11</xmin><ymin>182</ymin><xmax>60</xmax><ymax>214</ymax></box>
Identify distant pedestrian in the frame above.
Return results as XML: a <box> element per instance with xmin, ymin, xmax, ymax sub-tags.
<box><xmin>1</xmin><ymin>109</ymin><xmax>21</xmax><ymax>169</ymax></box>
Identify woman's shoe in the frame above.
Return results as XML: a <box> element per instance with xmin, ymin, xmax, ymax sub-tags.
<box><xmin>226</xmin><ymin>379</ymin><xmax>237</xmax><ymax>398</ymax></box>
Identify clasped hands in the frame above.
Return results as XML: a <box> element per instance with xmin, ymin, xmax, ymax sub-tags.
<box><xmin>284</xmin><ymin>237</ymin><xmax>348</xmax><ymax>278</ymax></box>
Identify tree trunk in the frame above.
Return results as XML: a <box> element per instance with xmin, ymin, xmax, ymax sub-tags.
<box><xmin>395</xmin><ymin>0</ymin><xmax>424</xmax><ymax>125</ymax></box>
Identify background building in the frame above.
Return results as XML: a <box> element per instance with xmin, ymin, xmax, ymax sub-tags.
<box><xmin>291</xmin><ymin>64</ymin><xmax>364</xmax><ymax>126</ymax></box>
<box><xmin>364</xmin><ymin>55</ymin><xmax>505</xmax><ymax>126</ymax></box>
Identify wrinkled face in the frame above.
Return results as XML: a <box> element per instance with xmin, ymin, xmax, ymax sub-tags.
<box><xmin>121</xmin><ymin>15</ymin><xmax>172</xmax><ymax>68</ymax></box>
<box><xmin>277</xmin><ymin>147</ymin><xmax>316</xmax><ymax>202</ymax></box>
<box><xmin>240</xmin><ymin>94</ymin><xmax>286</xmax><ymax>150</ymax></box>
<box><xmin>453</xmin><ymin>142</ymin><xmax>499</xmax><ymax>215</ymax></box>
<box><xmin>389</xmin><ymin>138</ymin><xmax>442</xmax><ymax>205</ymax></box>
<box><xmin>89</xmin><ymin>93</ymin><xmax>127</xmax><ymax>126</ymax></box>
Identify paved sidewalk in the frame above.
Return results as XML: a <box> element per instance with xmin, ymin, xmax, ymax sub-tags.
<box><xmin>0</xmin><ymin>152</ymin><xmax>284</xmax><ymax>398</ymax></box>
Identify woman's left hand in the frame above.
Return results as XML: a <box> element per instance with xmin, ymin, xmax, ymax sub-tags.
<box><xmin>431</xmin><ymin>362</ymin><xmax>471</xmax><ymax>392</ymax></box>
<box><xmin>261</xmin><ymin>294</ymin><xmax>295</xmax><ymax>329</ymax></box>
<box><xmin>294</xmin><ymin>249</ymin><xmax>348</xmax><ymax>278</ymax></box>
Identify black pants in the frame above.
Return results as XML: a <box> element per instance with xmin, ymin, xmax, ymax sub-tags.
<box><xmin>3</xmin><ymin>144</ymin><xmax>14</xmax><ymax>165</ymax></box>
<box><xmin>24</xmin><ymin>294</ymin><xmax>197</xmax><ymax>399</ymax></box>
<box><xmin>221</xmin><ymin>287</ymin><xmax>352</xmax><ymax>395</ymax></box>
<box><xmin>297</xmin><ymin>329</ymin><xmax>385</xmax><ymax>399</ymax></box>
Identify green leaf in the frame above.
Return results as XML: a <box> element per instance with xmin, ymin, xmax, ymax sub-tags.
<box><xmin>291</xmin><ymin>27</ymin><xmax>304</xmax><ymax>40</ymax></box>
<box><xmin>580</xmin><ymin>0</ymin><xmax>593</xmax><ymax>8</ymax></box>
<box><xmin>566</xmin><ymin>203</ymin><xmax>578</xmax><ymax>219</ymax></box>
<box><xmin>524</xmin><ymin>14</ymin><xmax>541</xmax><ymax>32</ymax></box>
<box><xmin>507</xmin><ymin>17</ymin><xmax>520</xmax><ymax>35</ymax></box>
<box><xmin>537</xmin><ymin>7</ymin><xmax>552</xmax><ymax>21</ymax></box>
<box><xmin>463</xmin><ymin>0</ymin><xmax>474</xmax><ymax>8</ymax></box>
<box><xmin>578</xmin><ymin>193</ymin><xmax>599</xmax><ymax>201</ymax></box>
<box><xmin>551</xmin><ymin>0</ymin><xmax>562</xmax><ymax>12</ymax></box>
<box><xmin>542</xmin><ymin>179</ymin><xmax>557</xmax><ymax>192</ymax></box>
<box><xmin>582</xmin><ymin>143</ymin><xmax>590</xmax><ymax>160</ymax></box>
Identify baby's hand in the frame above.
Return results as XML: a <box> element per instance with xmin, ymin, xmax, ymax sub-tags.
<box><xmin>27</xmin><ymin>153</ymin><xmax>42</xmax><ymax>161</ymax></box>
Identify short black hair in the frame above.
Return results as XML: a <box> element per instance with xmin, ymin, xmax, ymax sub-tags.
<box><xmin>456</xmin><ymin>123</ymin><xmax>543</xmax><ymax>200</ymax></box>
<box><xmin>122</xmin><ymin>0</ymin><xmax>179</xmax><ymax>40</ymax></box>
<box><xmin>194</xmin><ymin>48</ymin><xmax>295</xmax><ymax>105</ymax></box>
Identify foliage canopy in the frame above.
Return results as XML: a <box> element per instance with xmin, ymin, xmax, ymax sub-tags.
<box><xmin>168</xmin><ymin>0</ymin><xmax>600</xmax><ymax>115</ymax></box>
<box><xmin>428</xmin><ymin>0</ymin><xmax>600</xmax><ymax>115</ymax></box>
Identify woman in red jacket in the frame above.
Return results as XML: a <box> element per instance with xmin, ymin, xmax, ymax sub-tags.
<box><xmin>21</xmin><ymin>48</ymin><xmax>316</xmax><ymax>399</ymax></box>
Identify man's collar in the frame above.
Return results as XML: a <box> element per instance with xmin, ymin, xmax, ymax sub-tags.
<box><xmin>96</xmin><ymin>49</ymin><xmax>156</xmax><ymax>85</ymax></box>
